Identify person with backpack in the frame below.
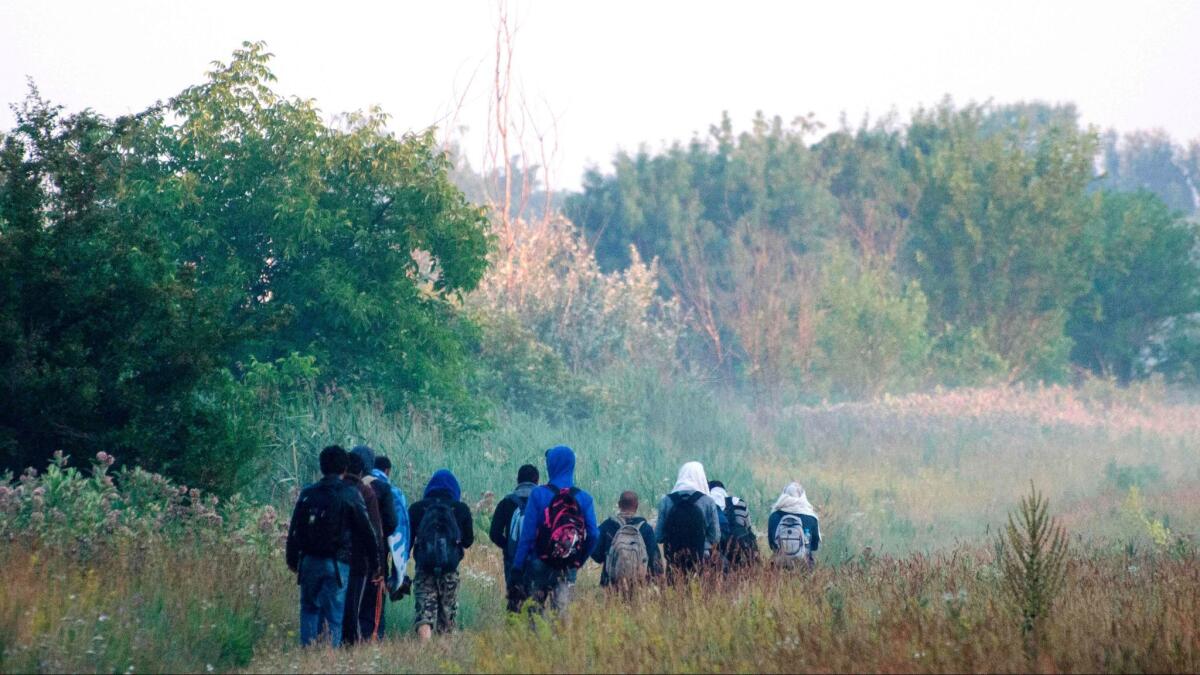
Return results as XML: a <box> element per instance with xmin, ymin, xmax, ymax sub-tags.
<box><xmin>341</xmin><ymin>452</ymin><xmax>386</xmax><ymax>645</ymax></box>
<box><xmin>590</xmin><ymin>490</ymin><xmax>661</xmax><ymax>590</ymax></box>
<box><xmin>708</xmin><ymin>480</ymin><xmax>760</xmax><ymax>569</ymax></box>
<box><xmin>655</xmin><ymin>461</ymin><xmax>722</xmax><ymax>576</ymax></box>
<box><xmin>370</xmin><ymin>454</ymin><xmax>412</xmax><ymax>637</ymax></box>
<box><xmin>350</xmin><ymin>445</ymin><xmax>397</xmax><ymax>642</ymax></box>
<box><xmin>488</xmin><ymin>463</ymin><xmax>539</xmax><ymax>612</ymax></box>
<box><xmin>510</xmin><ymin>445</ymin><xmax>599</xmax><ymax>615</ymax></box>
<box><xmin>285</xmin><ymin>445</ymin><xmax>381</xmax><ymax>647</ymax></box>
<box><xmin>767</xmin><ymin>482</ymin><xmax>821</xmax><ymax>569</ymax></box>
<box><xmin>407</xmin><ymin>469</ymin><xmax>473</xmax><ymax>640</ymax></box>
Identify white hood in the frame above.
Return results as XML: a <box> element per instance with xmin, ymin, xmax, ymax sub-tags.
<box><xmin>671</xmin><ymin>461</ymin><xmax>710</xmax><ymax>495</ymax></box>
<box><xmin>771</xmin><ymin>482</ymin><xmax>817</xmax><ymax>519</ymax></box>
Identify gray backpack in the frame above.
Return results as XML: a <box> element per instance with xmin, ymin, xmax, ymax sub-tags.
<box><xmin>774</xmin><ymin>513</ymin><xmax>810</xmax><ymax>559</ymax></box>
<box><xmin>605</xmin><ymin>517</ymin><xmax>649</xmax><ymax>585</ymax></box>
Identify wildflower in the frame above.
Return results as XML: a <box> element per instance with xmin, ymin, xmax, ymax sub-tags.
<box><xmin>96</xmin><ymin>451</ymin><xmax>110</xmax><ymax>464</ymax></box>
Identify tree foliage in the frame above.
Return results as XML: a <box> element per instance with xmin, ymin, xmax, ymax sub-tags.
<box><xmin>1067</xmin><ymin>190</ymin><xmax>1200</xmax><ymax>381</ymax></box>
<box><xmin>0</xmin><ymin>91</ymin><xmax>252</xmax><ymax>489</ymax></box>
<box><xmin>0</xmin><ymin>44</ymin><xmax>493</xmax><ymax>489</ymax></box>
<box><xmin>906</xmin><ymin>102</ymin><xmax>1100</xmax><ymax>381</ymax></box>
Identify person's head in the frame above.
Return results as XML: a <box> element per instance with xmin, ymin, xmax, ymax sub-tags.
<box><xmin>319</xmin><ymin>445</ymin><xmax>348</xmax><ymax>477</ymax></box>
<box><xmin>350</xmin><ymin>445</ymin><xmax>375</xmax><ymax>473</ymax></box>
<box><xmin>672</xmin><ymin>461</ymin><xmax>709</xmax><ymax>495</ymax></box>
<box><xmin>617</xmin><ymin>490</ymin><xmax>639</xmax><ymax>514</ymax></box>
<box><xmin>346</xmin><ymin>452</ymin><xmax>366</xmax><ymax>479</ymax></box>
<box><xmin>374</xmin><ymin>455</ymin><xmax>392</xmax><ymax>476</ymax></box>
<box><xmin>424</xmin><ymin>469</ymin><xmax>462</xmax><ymax>501</ymax></box>
<box><xmin>517</xmin><ymin>463</ymin><xmax>539</xmax><ymax>485</ymax></box>
<box><xmin>544</xmin><ymin>446</ymin><xmax>576</xmax><ymax>487</ymax></box>
<box><xmin>708</xmin><ymin>480</ymin><xmax>725</xmax><ymax>491</ymax></box>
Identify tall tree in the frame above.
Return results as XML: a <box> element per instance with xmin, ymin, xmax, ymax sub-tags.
<box><xmin>161</xmin><ymin>43</ymin><xmax>492</xmax><ymax>420</ymax></box>
<box><xmin>0</xmin><ymin>92</ymin><xmax>249</xmax><ymax>489</ymax></box>
<box><xmin>906</xmin><ymin>102</ymin><xmax>1100</xmax><ymax>380</ymax></box>
<box><xmin>1067</xmin><ymin>190</ymin><xmax>1200</xmax><ymax>381</ymax></box>
<box><xmin>1097</xmin><ymin>130</ymin><xmax>1196</xmax><ymax>216</ymax></box>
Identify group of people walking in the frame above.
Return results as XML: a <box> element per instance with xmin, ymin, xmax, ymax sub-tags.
<box><xmin>285</xmin><ymin>444</ymin><xmax>820</xmax><ymax>647</ymax></box>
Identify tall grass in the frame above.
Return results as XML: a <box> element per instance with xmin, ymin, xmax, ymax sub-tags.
<box><xmin>248</xmin><ymin>546</ymin><xmax>1200</xmax><ymax>674</ymax></box>
<box><xmin>3</xmin><ymin>381</ymin><xmax>1199</xmax><ymax>673</ymax></box>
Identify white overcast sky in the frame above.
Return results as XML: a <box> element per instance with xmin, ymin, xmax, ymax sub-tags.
<box><xmin>3</xmin><ymin>0</ymin><xmax>1199</xmax><ymax>189</ymax></box>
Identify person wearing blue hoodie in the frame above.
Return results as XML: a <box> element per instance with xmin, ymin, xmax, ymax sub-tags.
<box><xmin>510</xmin><ymin>446</ymin><xmax>599</xmax><ymax>615</ymax></box>
<box><xmin>407</xmin><ymin>469</ymin><xmax>473</xmax><ymax>640</ymax></box>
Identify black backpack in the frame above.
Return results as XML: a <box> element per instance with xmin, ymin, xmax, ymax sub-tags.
<box><xmin>414</xmin><ymin>500</ymin><xmax>463</xmax><ymax>574</ymax></box>
<box><xmin>663</xmin><ymin>491</ymin><xmax>707</xmax><ymax>569</ymax></box>
<box><xmin>292</xmin><ymin>481</ymin><xmax>344</xmax><ymax>558</ymax></box>
<box><xmin>722</xmin><ymin>496</ymin><xmax>760</xmax><ymax>566</ymax></box>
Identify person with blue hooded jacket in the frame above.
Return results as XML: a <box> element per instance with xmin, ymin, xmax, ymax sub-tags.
<box><xmin>510</xmin><ymin>445</ymin><xmax>599</xmax><ymax>614</ymax></box>
<box><xmin>408</xmin><ymin>469</ymin><xmax>473</xmax><ymax>640</ymax></box>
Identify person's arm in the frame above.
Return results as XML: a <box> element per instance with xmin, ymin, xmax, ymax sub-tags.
<box><xmin>376</xmin><ymin>481</ymin><xmax>398</xmax><ymax>538</ymax></box>
<box><xmin>363</xmin><ymin>487</ymin><xmax>385</xmax><ymax>553</ymax></box>
<box><xmin>457</xmin><ymin>503</ymin><xmax>475</xmax><ymax>550</ymax></box>
<box><xmin>641</xmin><ymin>521</ymin><xmax>663</xmax><ymax>575</ymax></box>
<box><xmin>347</xmin><ymin>488</ymin><xmax>381</xmax><ymax>573</ymax></box>
<box><xmin>806</xmin><ymin>515</ymin><xmax>820</xmax><ymax>551</ymax></box>
<box><xmin>767</xmin><ymin>511</ymin><xmax>781</xmax><ymax>551</ymax></box>
<box><xmin>407</xmin><ymin>501</ymin><xmax>424</xmax><ymax>556</ymax></box>
<box><xmin>582</xmin><ymin>493</ymin><xmax>600</xmax><ymax>559</ymax></box>
<box><xmin>511</xmin><ymin>490</ymin><xmax>541</xmax><ymax>571</ymax></box>
<box><xmin>591</xmin><ymin>518</ymin><xmax>614</xmax><ymax>564</ymax></box>
<box><xmin>704</xmin><ymin>498</ymin><xmax>721</xmax><ymax>550</ymax></box>
<box><xmin>285</xmin><ymin>494</ymin><xmax>303</xmax><ymax>572</ymax></box>
<box><xmin>490</xmin><ymin>497</ymin><xmax>516</xmax><ymax>550</ymax></box>
<box><xmin>654</xmin><ymin>496</ymin><xmax>670</xmax><ymax>544</ymax></box>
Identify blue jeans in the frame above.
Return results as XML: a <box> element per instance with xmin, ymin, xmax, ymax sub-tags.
<box><xmin>298</xmin><ymin>556</ymin><xmax>350</xmax><ymax>647</ymax></box>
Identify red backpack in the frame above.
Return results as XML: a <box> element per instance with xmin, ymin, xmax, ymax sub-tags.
<box><xmin>535</xmin><ymin>484</ymin><xmax>588</xmax><ymax>569</ymax></box>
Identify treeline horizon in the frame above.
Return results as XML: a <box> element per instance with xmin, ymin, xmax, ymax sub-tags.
<box><xmin>2</xmin><ymin>43</ymin><xmax>1199</xmax><ymax>494</ymax></box>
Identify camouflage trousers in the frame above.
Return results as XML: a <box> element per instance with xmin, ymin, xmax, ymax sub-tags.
<box><xmin>413</xmin><ymin>570</ymin><xmax>459</xmax><ymax>633</ymax></box>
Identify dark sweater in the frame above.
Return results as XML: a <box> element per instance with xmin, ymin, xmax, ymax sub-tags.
<box><xmin>286</xmin><ymin>475</ymin><xmax>380</xmax><ymax>573</ymax></box>
<box><xmin>591</xmin><ymin>514</ymin><xmax>662</xmax><ymax>586</ymax></box>
<box><xmin>767</xmin><ymin>511</ymin><xmax>820</xmax><ymax>552</ymax></box>
<box><xmin>408</xmin><ymin>490</ymin><xmax>475</xmax><ymax>557</ymax></box>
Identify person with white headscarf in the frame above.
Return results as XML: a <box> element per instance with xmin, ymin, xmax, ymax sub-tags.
<box><xmin>767</xmin><ymin>482</ymin><xmax>821</xmax><ymax>568</ymax></box>
<box><xmin>654</xmin><ymin>461</ymin><xmax>722</xmax><ymax>574</ymax></box>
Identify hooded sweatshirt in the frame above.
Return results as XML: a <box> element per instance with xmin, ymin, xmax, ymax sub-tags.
<box><xmin>767</xmin><ymin>482</ymin><xmax>820</xmax><ymax>552</ymax></box>
<box><xmin>353</xmin><ymin>445</ymin><xmax>398</xmax><ymax>538</ymax></box>
<box><xmin>407</xmin><ymin>469</ymin><xmax>474</xmax><ymax>558</ymax></box>
<box><xmin>511</xmin><ymin>446</ymin><xmax>600</xmax><ymax>571</ymax></box>
<box><xmin>655</xmin><ymin>461</ymin><xmax>722</xmax><ymax>552</ymax></box>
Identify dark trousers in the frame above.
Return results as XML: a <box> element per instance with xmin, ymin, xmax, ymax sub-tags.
<box><xmin>341</xmin><ymin>572</ymin><xmax>369</xmax><ymax>645</ymax></box>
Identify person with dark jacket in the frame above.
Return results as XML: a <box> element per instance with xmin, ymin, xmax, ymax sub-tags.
<box><xmin>767</xmin><ymin>482</ymin><xmax>821</xmax><ymax>569</ymax></box>
<box><xmin>511</xmin><ymin>446</ymin><xmax>599</xmax><ymax>615</ymax></box>
<box><xmin>591</xmin><ymin>490</ymin><xmax>662</xmax><ymax>587</ymax></box>
<box><xmin>655</xmin><ymin>461</ymin><xmax>722</xmax><ymax>576</ymax></box>
<box><xmin>408</xmin><ymin>469</ymin><xmax>474</xmax><ymax>640</ymax></box>
<box><xmin>285</xmin><ymin>445</ymin><xmax>380</xmax><ymax>647</ymax></box>
<box><xmin>350</xmin><ymin>445</ymin><xmax>396</xmax><ymax>640</ymax></box>
<box><xmin>341</xmin><ymin>452</ymin><xmax>384</xmax><ymax>645</ymax></box>
<box><xmin>489</xmin><ymin>464</ymin><xmax>539</xmax><ymax>612</ymax></box>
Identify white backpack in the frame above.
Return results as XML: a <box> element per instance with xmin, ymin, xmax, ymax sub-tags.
<box><xmin>774</xmin><ymin>513</ymin><xmax>810</xmax><ymax>559</ymax></box>
<box><xmin>605</xmin><ymin>517</ymin><xmax>649</xmax><ymax>585</ymax></box>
